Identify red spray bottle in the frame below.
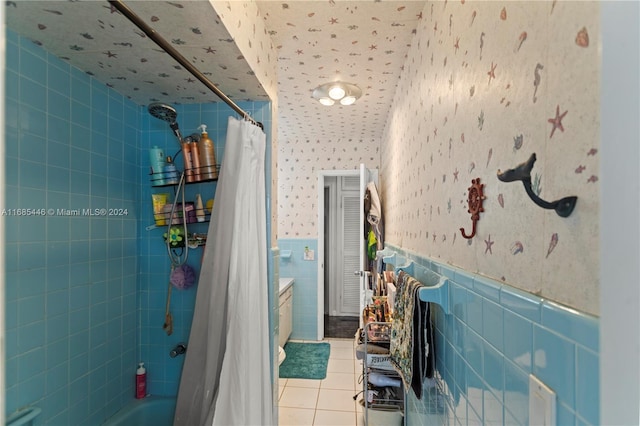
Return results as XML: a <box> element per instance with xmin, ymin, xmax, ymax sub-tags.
<box><xmin>136</xmin><ymin>362</ymin><xmax>147</xmax><ymax>399</ymax></box>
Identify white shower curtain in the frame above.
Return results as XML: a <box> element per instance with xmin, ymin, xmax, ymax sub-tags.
<box><xmin>174</xmin><ymin>117</ymin><xmax>272</xmax><ymax>426</ymax></box>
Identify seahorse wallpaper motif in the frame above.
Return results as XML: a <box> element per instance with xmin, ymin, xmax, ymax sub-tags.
<box><xmin>277</xmin><ymin>138</ymin><xmax>379</xmax><ymax>237</ymax></box>
<box><xmin>381</xmin><ymin>1</ymin><xmax>600</xmax><ymax>314</ymax></box>
<box><xmin>274</xmin><ymin>2</ymin><xmax>423</xmax><ymax>237</ymax></box>
<box><xmin>274</xmin><ymin>1</ymin><xmax>600</xmax><ymax>314</ymax></box>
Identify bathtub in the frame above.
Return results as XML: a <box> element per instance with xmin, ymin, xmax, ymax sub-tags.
<box><xmin>102</xmin><ymin>397</ymin><xmax>175</xmax><ymax>426</ymax></box>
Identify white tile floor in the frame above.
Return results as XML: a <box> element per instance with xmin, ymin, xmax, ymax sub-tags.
<box><xmin>278</xmin><ymin>339</ymin><xmax>364</xmax><ymax>426</ymax></box>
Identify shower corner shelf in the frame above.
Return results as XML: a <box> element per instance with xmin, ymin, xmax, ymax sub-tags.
<box><xmin>149</xmin><ymin>166</ymin><xmax>216</xmax><ymax>232</ymax></box>
<box><xmin>151</xmin><ymin>178</ymin><xmax>218</xmax><ymax>188</ymax></box>
<box><xmin>145</xmin><ymin>217</ymin><xmax>211</xmax><ymax>232</ymax></box>
<box><xmin>150</xmin><ymin>165</ymin><xmax>221</xmax><ymax>187</ymax></box>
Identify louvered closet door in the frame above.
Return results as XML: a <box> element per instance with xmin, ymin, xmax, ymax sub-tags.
<box><xmin>340</xmin><ymin>193</ymin><xmax>360</xmax><ymax>315</ymax></box>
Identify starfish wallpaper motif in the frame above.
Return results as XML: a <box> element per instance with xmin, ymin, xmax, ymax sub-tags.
<box><xmin>484</xmin><ymin>235</ymin><xmax>494</xmax><ymax>255</ymax></box>
<box><xmin>378</xmin><ymin>1</ymin><xmax>600</xmax><ymax>314</ymax></box>
<box><xmin>548</xmin><ymin>105</ymin><xmax>569</xmax><ymax>138</ymax></box>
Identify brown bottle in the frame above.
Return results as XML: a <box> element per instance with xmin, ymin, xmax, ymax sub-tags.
<box><xmin>181</xmin><ymin>142</ymin><xmax>194</xmax><ymax>183</ymax></box>
<box><xmin>198</xmin><ymin>124</ymin><xmax>218</xmax><ymax>180</ymax></box>
<box><xmin>190</xmin><ymin>140</ymin><xmax>202</xmax><ymax>182</ymax></box>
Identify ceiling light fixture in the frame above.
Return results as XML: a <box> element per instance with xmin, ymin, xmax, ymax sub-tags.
<box><xmin>328</xmin><ymin>85</ymin><xmax>346</xmax><ymax>100</ymax></box>
<box><xmin>319</xmin><ymin>97</ymin><xmax>335</xmax><ymax>106</ymax></box>
<box><xmin>312</xmin><ymin>81</ymin><xmax>362</xmax><ymax>106</ymax></box>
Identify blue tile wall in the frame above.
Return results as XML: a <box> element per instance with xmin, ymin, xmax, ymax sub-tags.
<box><xmin>5</xmin><ymin>30</ymin><xmax>139</xmax><ymax>424</ymax></box>
<box><xmin>277</xmin><ymin>239</ymin><xmax>319</xmax><ymax>340</ymax></box>
<box><xmin>6</xmin><ymin>28</ymin><xmax>275</xmax><ymax>419</ymax></box>
<box><xmin>386</xmin><ymin>245</ymin><xmax>600</xmax><ymax>426</ymax></box>
<box><xmin>137</xmin><ymin>101</ymin><xmax>272</xmax><ymax>396</ymax></box>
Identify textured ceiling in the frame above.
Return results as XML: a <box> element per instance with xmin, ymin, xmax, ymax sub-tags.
<box><xmin>6</xmin><ymin>1</ymin><xmax>425</xmax><ymax>142</ymax></box>
<box><xmin>5</xmin><ymin>1</ymin><xmax>269</xmax><ymax>104</ymax></box>
<box><xmin>259</xmin><ymin>1</ymin><xmax>425</xmax><ymax>141</ymax></box>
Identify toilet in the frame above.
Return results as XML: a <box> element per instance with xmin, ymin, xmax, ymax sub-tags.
<box><xmin>278</xmin><ymin>345</ymin><xmax>286</xmax><ymax>366</ymax></box>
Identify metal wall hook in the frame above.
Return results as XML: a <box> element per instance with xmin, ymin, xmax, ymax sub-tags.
<box><xmin>460</xmin><ymin>178</ymin><xmax>486</xmax><ymax>240</ymax></box>
<box><xmin>460</xmin><ymin>219</ymin><xmax>478</xmax><ymax>239</ymax></box>
<box><xmin>497</xmin><ymin>153</ymin><xmax>577</xmax><ymax>217</ymax></box>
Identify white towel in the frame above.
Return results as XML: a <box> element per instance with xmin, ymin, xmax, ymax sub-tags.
<box><xmin>387</xmin><ymin>282</ymin><xmax>396</xmax><ymax>314</ymax></box>
<box><xmin>366</xmin><ymin>181</ymin><xmax>382</xmax><ymax>226</ymax></box>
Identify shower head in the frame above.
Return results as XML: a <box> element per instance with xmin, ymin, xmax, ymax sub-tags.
<box><xmin>148</xmin><ymin>102</ymin><xmax>183</xmax><ymax>144</ymax></box>
<box><xmin>148</xmin><ymin>102</ymin><xmax>178</xmax><ymax>124</ymax></box>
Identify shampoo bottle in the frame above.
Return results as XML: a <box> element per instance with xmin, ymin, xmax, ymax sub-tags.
<box><xmin>163</xmin><ymin>156</ymin><xmax>179</xmax><ymax>185</ymax></box>
<box><xmin>190</xmin><ymin>139</ymin><xmax>202</xmax><ymax>182</ymax></box>
<box><xmin>198</xmin><ymin>124</ymin><xmax>218</xmax><ymax>180</ymax></box>
<box><xmin>135</xmin><ymin>362</ymin><xmax>146</xmax><ymax>399</ymax></box>
<box><xmin>149</xmin><ymin>146</ymin><xmax>166</xmax><ymax>186</ymax></box>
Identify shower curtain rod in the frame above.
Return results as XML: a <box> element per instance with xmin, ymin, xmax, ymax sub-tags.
<box><xmin>108</xmin><ymin>0</ymin><xmax>263</xmax><ymax>129</ymax></box>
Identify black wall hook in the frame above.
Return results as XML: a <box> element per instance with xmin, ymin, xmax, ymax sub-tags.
<box><xmin>497</xmin><ymin>153</ymin><xmax>577</xmax><ymax>217</ymax></box>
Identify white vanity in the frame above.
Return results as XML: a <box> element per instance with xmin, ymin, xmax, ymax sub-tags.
<box><xmin>278</xmin><ymin>278</ymin><xmax>294</xmax><ymax>348</ymax></box>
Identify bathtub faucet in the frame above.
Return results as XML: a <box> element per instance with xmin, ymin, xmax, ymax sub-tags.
<box><xmin>170</xmin><ymin>343</ymin><xmax>187</xmax><ymax>358</ymax></box>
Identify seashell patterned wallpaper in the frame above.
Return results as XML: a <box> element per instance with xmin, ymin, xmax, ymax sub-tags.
<box><xmin>381</xmin><ymin>1</ymin><xmax>600</xmax><ymax>315</ymax></box>
<box><xmin>212</xmin><ymin>1</ymin><xmax>278</xmax><ymax>102</ymax></box>
<box><xmin>276</xmin><ymin>0</ymin><xmax>601</xmax><ymax>315</ymax></box>
<box><xmin>278</xmin><ymin>137</ymin><xmax>379</xmax><ymax>237</ymax></box>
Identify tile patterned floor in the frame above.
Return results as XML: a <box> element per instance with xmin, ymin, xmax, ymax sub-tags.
<box><xmin>278</xmin><ymin>338</ymin><xmax>364</xmax><ymax>426</ymax></box>
<box><xmin>324</xmin><ymin>315</ymin><xmax>360</xmax><ymax>339</ymax></box>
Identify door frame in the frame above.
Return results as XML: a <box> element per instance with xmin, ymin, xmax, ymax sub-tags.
<box><xmin>317</xmin><ymin>169</ymin><xmax>360</xmax><ymax>340</ymax></box>
<box><xmin>324</xmin><ymin>177</ymin><xmax>336</xmax><ymax>316</ymax></box>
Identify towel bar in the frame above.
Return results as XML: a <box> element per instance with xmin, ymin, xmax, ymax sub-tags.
<box><xmin>417</xmin><ymin>277</ymin><xmax>449</xmax><ymax>315</ymax></box>
<box><xmin>378</xmin><ymin>249</ymin><xmax>451</xmax><ymax>315</ymax></box>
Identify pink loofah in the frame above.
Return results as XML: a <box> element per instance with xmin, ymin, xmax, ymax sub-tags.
<box><xmin>170</xmin><ymin>264</ymin><xmax>196</xmax><ymax>290</ymax></box>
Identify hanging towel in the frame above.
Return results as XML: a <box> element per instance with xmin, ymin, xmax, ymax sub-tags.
<box><xmin>367</xmin><ymin>229</ymin><xmax>378</xmax><ymax>260</ymax></box>
<box><xmin>365</xmin><ymin>181</ymin><xmax>384</xmax><ymax>249</ymax></box>
<box><xmin>390</xmin><ymin>270</ymin><xmax>435</xmax><ymax>399</ymax></box>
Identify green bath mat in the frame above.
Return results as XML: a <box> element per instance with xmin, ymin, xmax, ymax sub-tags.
<box><xmin>279</xmin><ymin>342</ymin><xmax>331</xmax><ymax>380</ymax></box>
